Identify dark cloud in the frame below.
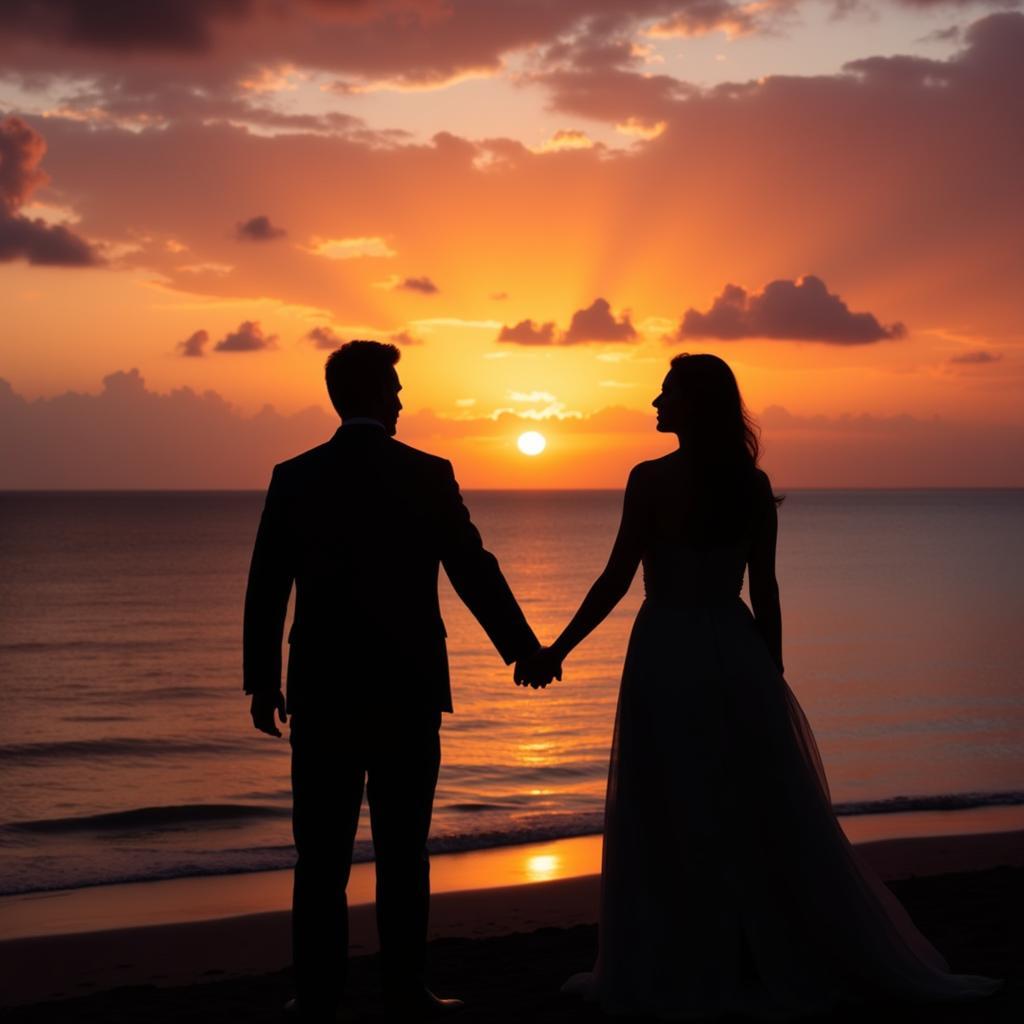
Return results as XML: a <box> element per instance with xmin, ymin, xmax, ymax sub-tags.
<box><xmin>949</xmin><ymin>349</ymin><xmax>1002</xmax><ymax>364</ymax></box>
<box><xmin>497</xmin><ymin>300</ymin><xmax>638</xmax><ymax>346</ymax></box>
<box><xmin>885</xmin><ymin>0</ymin><xmax>1016</xmax><ymax>9</ymax></box>
<box><xmin>0</xmin><ymin>1</ymin><xmax>779</xmax><ymax>133</ymax></box>
<box><xmin>0</xmin><ymin>116</ymin><xmax>100</xmax><ymax>266</ymax></box>
<box><xmin>306</xmin><ymin>325</ymin><xmax>422</xmax><ymax>348</ymax></box>
<box><xmin>177</xmin><ymin>329</ymin><xmax>209</xmax><ymax>357</ymax></box>
<box><xmin>679</xmin><ymin>276</ymin><xmax>905</xmax><ymax>344</ymax></box>
<box><xmin>0</xmin><ymin>115</ymin><xmax>47</xmax><ymax>211</ymax></box>
<box><xmin>213</xmin><ymin>320</ymin><xmax>277</xmax><ymax>352</ymax></box>
<box><xmin>396</xmin><ymin>275</ymin><xmax>439</xmax><ymax>294</ymax></box>
<box><xmin>2</xmin><ymin>0</ymin><xmax>251</xmax><ymax>53</ymax></box>
<box><xmin>236</xmin><ymin>214</ymin><xmax>285</xmax><ymax>241</ymax></box>
<box><xmin>0</xmin><ymin>369</ymin><xmax>333</xmax><ymax>489</ymax></box>
<box><xmin>918</xmin><ymin>25</ymin><xmax>961</xmax><ymax>44</ymax></box>
<box><xmin>4</xmin><ymin>11</ymin><xmax>1021</xmax><ymax>343</ymax></box>
<box><xmin>536</xmin><ymin>66</ymin><xmax>693</xmax><ymax>125</ymax></box>
<box><xmin>0</xmin><ymin>215</ymin><xmax>99</xmax><ymax>265</ymax></box>
<box><xmin>497</xmin><ymin>319</ymin><xmax>557</xmax><ymax>345</ymax></box>
<box><xmin>564</xmin><ymin>297</ymin><xmax>638</xmax><ymax>344</ymax></box>
<box><xmin>305</xmin><ymin>325</ymin><xmax>341</xmax><ymax>349</ymax></box>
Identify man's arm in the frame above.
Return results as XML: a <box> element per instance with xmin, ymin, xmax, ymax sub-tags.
<box><xmin>436</xmin><ymin>461</ymin><xmax>539</xmax><ymax>665</ymax></box>
<box><xmin>243</xmin><ymin>465</ymin><xmax>294</xmax><ymax>734</ymax></box>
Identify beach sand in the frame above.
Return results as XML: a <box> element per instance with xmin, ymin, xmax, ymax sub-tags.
<box><xmin>1</xmin><ymin>830</ymin><xmax>1020</xmax><ymax>1020</ymax></box>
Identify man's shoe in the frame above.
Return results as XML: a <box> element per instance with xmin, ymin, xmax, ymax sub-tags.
<box><xmin>385</xmin><ymin>986</ymin><xmax>465</xmax><ymax>1015</ymax></box>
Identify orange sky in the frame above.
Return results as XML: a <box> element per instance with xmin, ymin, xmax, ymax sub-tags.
<box><xmin>1</xmin><ymin>1</ymin><xmax>1022</xmax><ymax>488</ymax></box>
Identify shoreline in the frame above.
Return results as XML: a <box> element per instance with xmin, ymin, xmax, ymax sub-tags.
<box><xmin>1</xmin><ymin>828</ymin><xmax>1021</xmax><ymax>1009</ymax></box>
<box><xmin>3</xmin><ymin>802</ymin><xmax>1022</xmax><ymax>942</ymax></box>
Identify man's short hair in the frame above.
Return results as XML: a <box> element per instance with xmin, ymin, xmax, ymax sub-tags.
<box><xmin>324</xmin><ymin>340</ymin><xmax>400</xmax><ymax>417</ymax></box>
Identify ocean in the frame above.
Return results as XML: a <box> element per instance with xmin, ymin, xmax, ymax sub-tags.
<box><xmin>1</xmin><ymin>489</ymin><xmax>1022</xmax><ymax>897</ymax></box>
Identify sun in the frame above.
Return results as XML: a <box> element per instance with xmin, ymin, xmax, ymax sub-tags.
<box><xmin>517</xmin><ymin>431</ymin><xmax>547</xmax><ymax>456</ymax></box>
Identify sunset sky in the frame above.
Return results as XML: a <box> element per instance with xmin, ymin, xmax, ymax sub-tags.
<box><xmin>1</xmin><ymin>0</ymin><xmax>1022</xmax><ymax>488</ymax></box>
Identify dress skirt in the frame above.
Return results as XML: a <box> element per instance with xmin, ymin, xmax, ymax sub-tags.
<box><xmin>563</xmin><ymin>597</ymin><xmax>1001</xmax><ymax>1019</ymax></box>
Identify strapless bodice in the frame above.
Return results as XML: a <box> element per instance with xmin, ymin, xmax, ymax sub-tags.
<box><xmin>641</xmin><ymin>538</ymin><xmax>747</xmax><ymax>607</ymax></box>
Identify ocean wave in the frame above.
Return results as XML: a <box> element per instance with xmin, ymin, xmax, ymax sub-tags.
<box><xmin>0</xmin><ymin>817</ymin><xmax>607</xmax><ymax>896</ymax></box>
<box><xmin>1</xmin><ymin>791</ymin><xmax>1020</xmax><ymax>897</ymax></box>
<box><xmin>3</xmin><ymin>803</ymin><xmax>290</xmax><ymax>834</ymax></box>
<box><xmin>0</xmin><ymin>737</ymin><xmax>255</xmax><ymax>763</ymax></box>
<box><xmin>443</xmin><ymin>802</ymin><xmax>510</xmax><ymax>812</ymax></box>
<box><xmin>833</xmin><ymin>791</ymin><xmax>1024</xmax><ymax>816</ymax></box>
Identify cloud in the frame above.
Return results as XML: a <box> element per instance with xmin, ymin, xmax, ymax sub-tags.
<box><xmin>497</xmin><ymin>319</ymin><xmax>557</xmax><ymax>345</ymax></box>
<box><xmin>236</xmin><ymin>214</ymin><xmax>285</xmax><ymax>241</ymax></box>
<box><xmin>0</xmin><ymin>369</ymin><xmax>334</xmax><ymax>488</ymax></box>
<box><xmin>533</xmin><ymin>129</ymin><xmax>596</xmax><ymax>153</ymax></box>
<box><xmin>305</xmin><ymin>236</ymin><xmax>396</xmax><ymax>260</ymax></box>
<box><xmin>396</xmin><ymin>275</ymin><xmax>439</xmax><ymax>294</ymax></box>
<box><xmin>390</xmin><ymin>329</ymin><xmax>424</xmax><ymax>345</ymax></box>
<box><xmin>679</xmin><ymin>276</ymin><xmax>906</xmax><ymax>344</ymax></box>
<box><xmin>745</xmin><ymin>403</ymin><xmax>1024</xmax><ymax>487</ymax></box>
<box><xmin>2</xmin><ymin>0</ymin><xmax>251</xmax><ymax>53</ymax></box>
<box><xmin>0</xmin><ymin>115</ymin><xmax>46</xmax><ymax>210</ymax></box>
<box><xmin>949</xmin><ymin>349</ymin><xmax>1002</xmax><ymax>365</ymax></box>
<box><xmin>497</xmin><ymin>300</ymin><xmax>640</xmax><ymax>345</ymax></box>
<box><xmin>508</xmin><ymin>390</ymin><xmax>558</xmax><ymax>403</ymax></box>
<box><xmin>177</xmin><ymin>329</ymin><xmax>209</xmax><ymax>357</ymax></box>
<box><xmin>564</xmin><ymin>297</ymin><xmax>638</xmax><ymax>344</ymax></box>
<box><xmin>400</xmin><ymin>404</ymin><xmax>653</xmax><ymax>439</ymax></box>
<box><xmin>305</xmin><ymin>325</ymin><xmax>340</xmax><ymax>349</ymax></box>
<box><xmin>306</xmin><ymin>324</ymin><xmax>422</xmax><ymax>348</ymax></box>
<box><xmin>4</xmin><ymin>11</ymin><xmax>1022</xmax><ymax>349</ymax></box>
<box><xmin>0</xmin><ymin>1</ymin><xmax>773</xmax><ymax>112</ymax></box>
<box><xmin>3</xmin><ymin>374</ymin><xmax>1022</xmax><ymax>489</ymax></box>
<box><xmin>0</xmin><ymin>372</ymin><xmax>645</xmax><ymax>489</ymax></box>
<box><xmin>213</xmin><ymin>320</ymin><xmax>277</xmax><ymax>352</ymax></box>
<box><xmin>0</xmin><ymin>116</ymin><xmax>100</xmax><ymax>266</ymax></box>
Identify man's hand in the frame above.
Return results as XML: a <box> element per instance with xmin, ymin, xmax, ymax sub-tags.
<box><xmin>514</xmin><ymin>646</ymin><xmax>563</xmax><ymax>690</ymax></box>
<box><xmin>250</xmin><ymin>689</ymin><xmax>288</xmax><ymax>737</ymax></box>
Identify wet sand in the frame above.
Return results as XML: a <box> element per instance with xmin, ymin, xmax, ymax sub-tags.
<box><xmin>1</xmin><ymin>830</ymin><xmax>1020</xmax><ymax>1020</ymax></box>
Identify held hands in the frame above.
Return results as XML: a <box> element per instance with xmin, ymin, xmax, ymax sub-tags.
<box><xmin>514</xmin><ymin>645</ymin><xmax>563</xmax><ymax>690</ymax></box>
<box><xmin>250</xmin><ymin>689</ymin><xmax>287</xmax><ymax>737</ymax></box>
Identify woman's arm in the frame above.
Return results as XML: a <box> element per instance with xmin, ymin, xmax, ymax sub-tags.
<box><xmin>547</xmin><ymin>466</ymin><xmax>647</xmax><ymax>666</ymax></box>
<box><xmin>747</xmin><ymin>471</ymin><xmax>784</xmax><ymax>674</ymax></box>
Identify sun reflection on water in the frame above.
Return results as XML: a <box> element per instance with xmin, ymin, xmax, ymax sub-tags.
<box><xmin>525</xmin><ymin>854</ymin><xmax>560</xmax><ymax>882</ymax></box>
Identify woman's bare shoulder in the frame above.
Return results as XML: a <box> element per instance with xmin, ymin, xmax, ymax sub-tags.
<box><xmin>626</xmin><ymin>454</ymin><xmax>678</xmax><ymax>491</ymax></box>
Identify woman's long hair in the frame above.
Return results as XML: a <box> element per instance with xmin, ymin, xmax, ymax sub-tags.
<box><xmin>667</xmin><ymin>353</ymin><xmax>779</xmax><ymax>540</ymax></box>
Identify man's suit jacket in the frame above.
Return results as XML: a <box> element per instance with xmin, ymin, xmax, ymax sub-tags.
<box><xmin>243</xmin><ymin>424</ymin><xmax>537</xmax><ymax>715</ymax></box>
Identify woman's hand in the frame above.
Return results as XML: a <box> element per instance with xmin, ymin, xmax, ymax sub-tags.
<box><xmin>514</xmin><ymin>646</ymin><xmax>563</xmax><ymax>689</ymax></box>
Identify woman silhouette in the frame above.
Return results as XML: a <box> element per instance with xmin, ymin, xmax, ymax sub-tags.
<box><xmin>519</xmin><ymin>354</ymin><xmax>1001</xmax><ymax>1017</ymax></box>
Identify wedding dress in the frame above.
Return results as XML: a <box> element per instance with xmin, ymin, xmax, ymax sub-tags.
<box><xmin>564</xmin><ymin>534</ymin><xmax>1002</xmax><ymax>1019</ymax></box>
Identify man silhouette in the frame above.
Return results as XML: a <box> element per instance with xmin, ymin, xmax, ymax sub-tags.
<box><xmin>243</xmin><ymin>340</ymin><xmax>542</xmax><ymax>1019</ymax></box>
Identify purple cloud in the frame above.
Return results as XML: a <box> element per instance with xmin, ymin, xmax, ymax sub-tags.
<box><xmin>679</xmin><ymin>276</ymin><xmax>905</xmax><ymax>344</ymax></box>
<box><xmin>396</xmin><ymin>275</ymin><xmax>439</xmax><ymax>294</ymax></box>
<box><xmin>0</xmin><ymin>115</ymin><xmax>100</xmax><ymax>266</ymax></box>
<box><xmin>236</xmin><ymin>214</ymin><xmax>286</xmax><ymax>241</ymax></box>
<box><xmin>497</xmin><ymin>319</ymin><xmax>557</xmax><ymax>345</ymax></box>
<box><xmin>949</xmin><ymin>349</ymin><xmax>1002</xmax><ymax>365</ymax></box>
<box><xmin>213</xmin><ymin>320</ymin><xmax>276</xmax><ymax>352</ymax></box>
<box><xmin>177</xmin><ymin>329</ymin><xmax>209</xmax><ymax>357</ymax></box>
<box><xmin>305</xmin><ymin>325</ymin><xmax>340</xmax><ymax>349</ymax></box>
<box><xmin>564</xmin><ymin>297</ymin><xmax>637</xmax><ymax>344</ymax></box>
